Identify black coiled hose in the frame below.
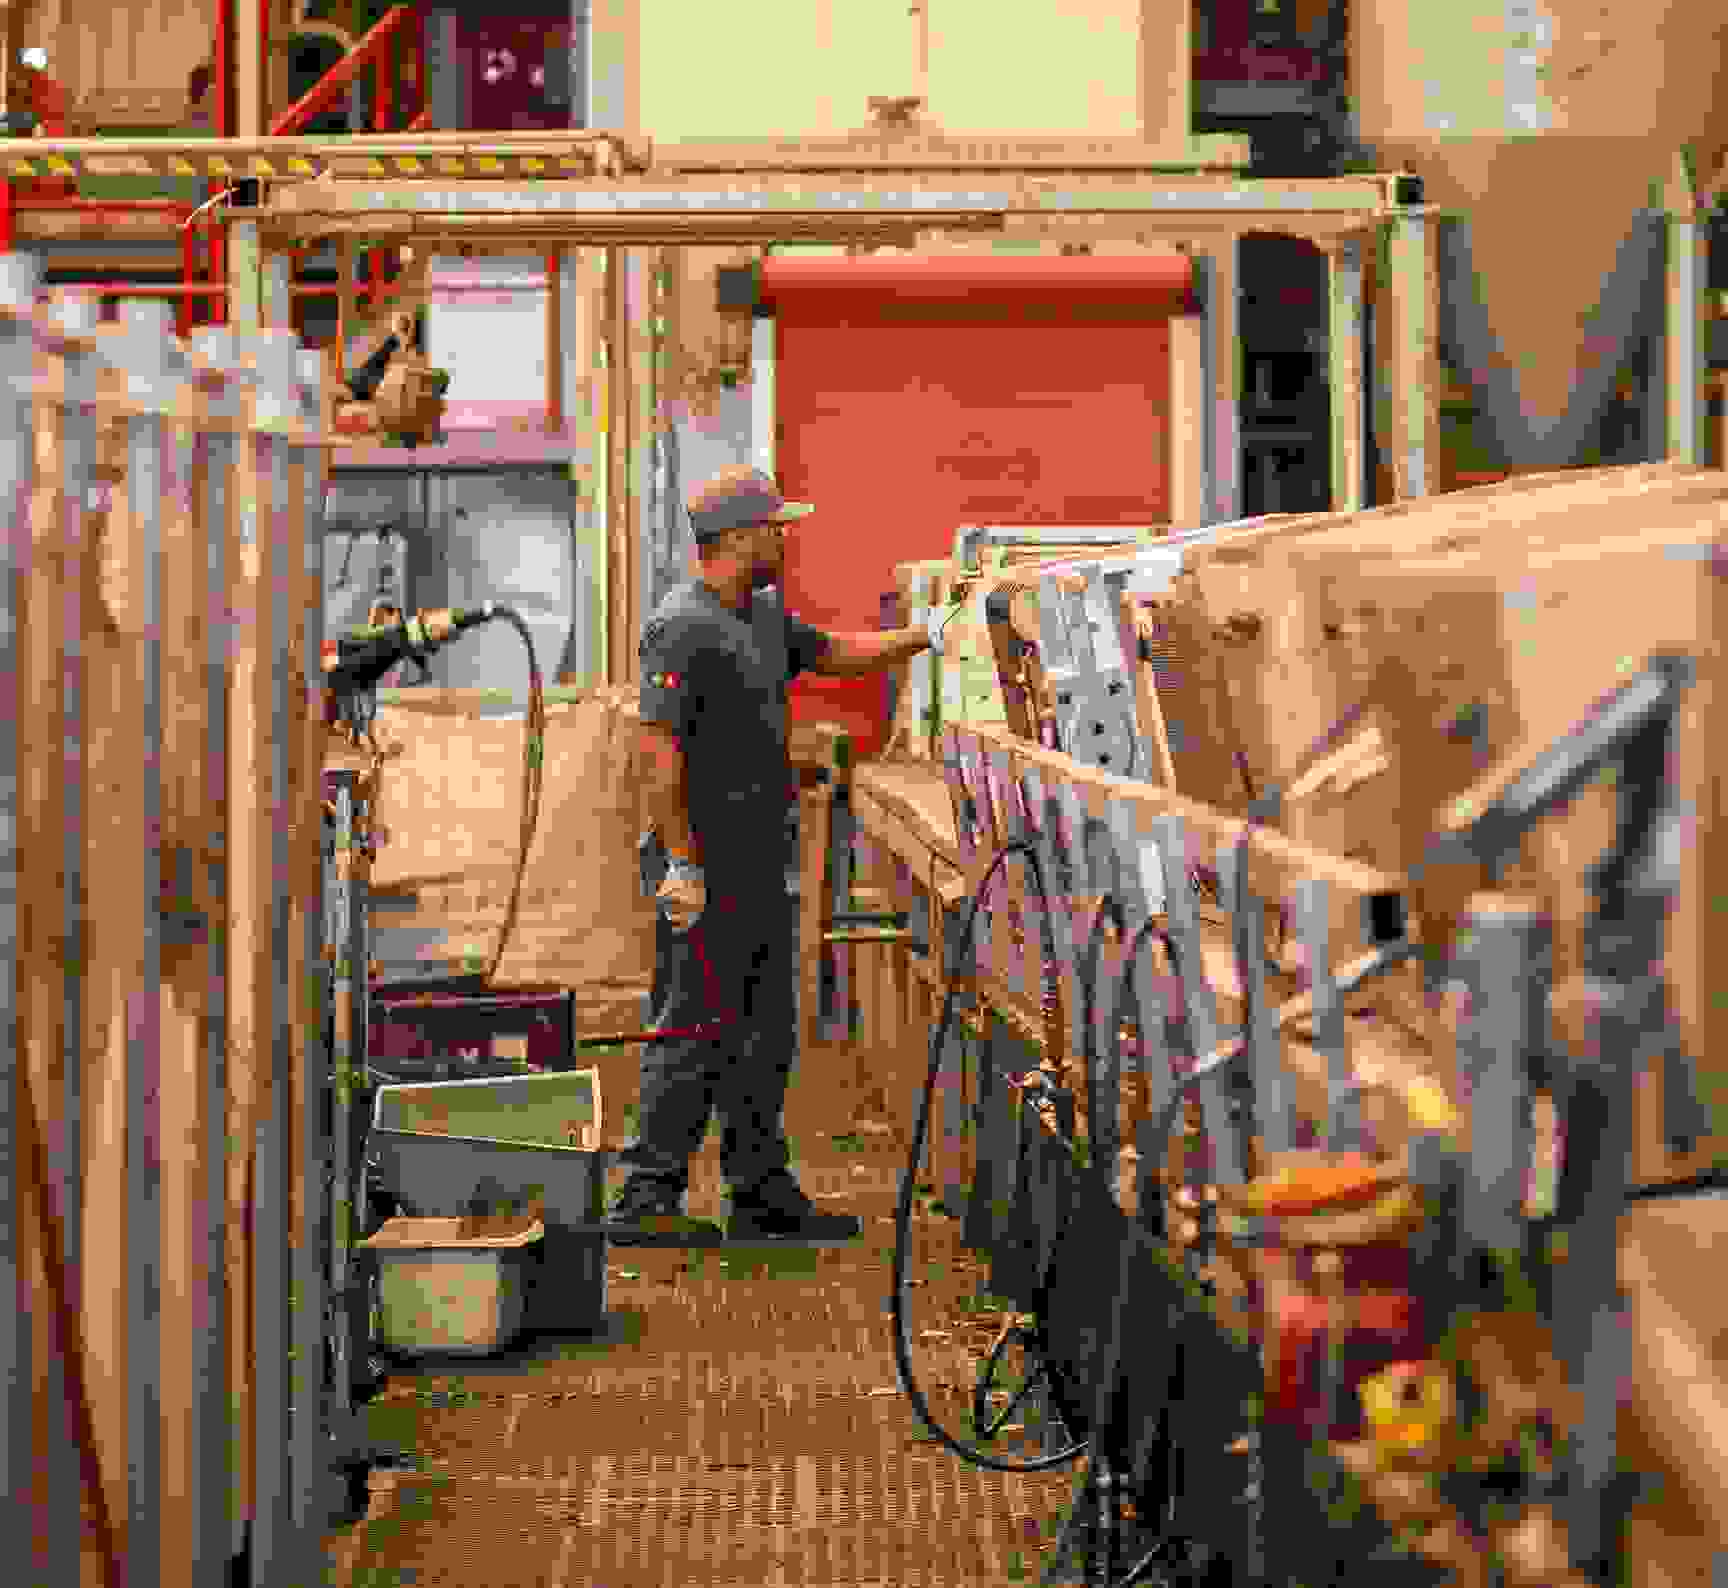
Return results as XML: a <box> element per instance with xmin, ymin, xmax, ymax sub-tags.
<box><xmin>886</xmin><ymin>800</ymin><xmax>1291</xmax><ymax>1477</ymax></box>
<box><xmin>888</xmin><ymin>836</ymin><xmax>1092</xmax><ymax>1472</ymax></box>
<box><xmin>474</xmin><ymin>604</ymin><xmax>544</xmax><ymax>989</ymax></box>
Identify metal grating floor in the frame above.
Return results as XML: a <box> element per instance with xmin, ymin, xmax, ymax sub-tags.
<box><xmin>326</xmin><ymin>1069</ymin><xmax>1080</xmax><ymax>1587</ymax></box>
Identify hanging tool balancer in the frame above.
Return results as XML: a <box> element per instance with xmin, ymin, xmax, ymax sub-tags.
<box><xmin>322</xmin><ymin>600</ymin><xmax>502</xmax><ymax>746</ymax></box>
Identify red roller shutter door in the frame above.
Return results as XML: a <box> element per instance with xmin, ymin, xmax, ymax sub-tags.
<box><xmin>762</xmin><ymin>252</ymin><xmax>1193</xmax><ymax>758</ymax></box>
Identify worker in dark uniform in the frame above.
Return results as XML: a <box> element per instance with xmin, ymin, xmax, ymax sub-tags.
<box><xmin>605</xmin><ymin>465</ymin><xmax>940</xmax><ymax>1244</ymax></box>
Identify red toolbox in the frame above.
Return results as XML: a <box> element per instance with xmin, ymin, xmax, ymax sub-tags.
<box><xmin>367</xmin><ymin>984</ymin><xmax>578</xmax><ymax>1080</ymax></box>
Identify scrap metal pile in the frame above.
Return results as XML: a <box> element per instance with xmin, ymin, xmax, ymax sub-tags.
<box><xmin>870</xmin><ymin>466</ymin><xmax>1728</xmax><ymax>1587</ymax></box>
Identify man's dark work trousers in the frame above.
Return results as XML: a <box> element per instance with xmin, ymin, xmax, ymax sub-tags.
<box><xmin>619</xmin><ymin>880</ymin><xmax>796</xmax><ymax>1198</ymax></box>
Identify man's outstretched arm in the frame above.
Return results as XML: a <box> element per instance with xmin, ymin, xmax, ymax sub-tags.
<box><xmin>808</xmin><ymin>627</ymin><xmax>932</xmax><ymax>677</ymax></box>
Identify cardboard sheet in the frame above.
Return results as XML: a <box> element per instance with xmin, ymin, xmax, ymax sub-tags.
<box><xmin>363</xmin><ymin>686</ymin><xmax>657</xmax><ymax>1036</ymax></box>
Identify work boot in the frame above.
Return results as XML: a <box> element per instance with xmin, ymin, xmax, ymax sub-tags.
<box><xmin>601</xmin><ymin>1178</ymin><xmax>722</xmax><ymax>1247</ymax></box>
<box><xmin>727</xmin><ymin>1172</ymin><xmax>863</xmax><ymax>1242</ymax></box>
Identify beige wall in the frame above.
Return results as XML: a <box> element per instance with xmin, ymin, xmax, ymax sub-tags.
<box><xmin>1354</xmin><ymin>0</ymin><xmax>1728</xmax><ymax>146</ymax></box>
<box><xmin>638</xmin><ymin>0</ymin><xmax>917</xmax><ymax>140</ymax></box>
<box><xmin>926</xmin><ymin>0</ymin><xmax>1141</xmax><ymax>138</ymax></box>
<box><xmin>1350</xmin><ymin>0</ymin><xmax>1524</xmax><ymax>142</ymax></box>
<box><xmin>638</xmin><ymin>0</ymin><xmax>1143</xmax><ymax>142</ymax></box>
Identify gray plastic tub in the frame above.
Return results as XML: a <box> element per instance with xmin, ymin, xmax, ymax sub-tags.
<box><xmin>369</xmin><ymin>1073</ymin><xmax>610</xmax><ymax>1331</ymax></box>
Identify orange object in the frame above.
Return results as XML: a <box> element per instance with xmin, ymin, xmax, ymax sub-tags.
<box><xmin>1220</xmin><ymin>1150</ymin><xmax>1405</xmax><ymax>1217</ymax></box>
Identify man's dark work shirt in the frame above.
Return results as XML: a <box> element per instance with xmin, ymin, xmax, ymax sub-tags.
<box><xmin>638</xmin><ymin>580</ymin><xmax>831</xmax><ymax>876</ymax></box>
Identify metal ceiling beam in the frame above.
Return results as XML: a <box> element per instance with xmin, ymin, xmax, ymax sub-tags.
<box><xmin>264</xmin><ymin>174</ymin><xmax>1397</xmax><ymax>216</ymax></box>
<box><xmin>253</xmin><ymin>176</ymin><xmax>1401</xmax><ymax>251</ymax></box>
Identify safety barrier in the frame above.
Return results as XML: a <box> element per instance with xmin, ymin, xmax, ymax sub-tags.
<box><xmin>0</xmin><ymin>249</ymin><xmax>336</xmax><ymax>1585</ymax></box>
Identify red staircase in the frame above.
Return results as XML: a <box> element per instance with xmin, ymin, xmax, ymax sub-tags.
<box><xmin>3</xmin><ymin>5</ymin><xmax>431</xmax><ymax>341</ymax></box>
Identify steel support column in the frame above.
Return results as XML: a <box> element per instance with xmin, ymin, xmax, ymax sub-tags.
<box><xmin>261</xmin><ymin>246</ymin><xmax>291</xmax><ymax>329</ymax></box>
<box><xmin>1664</xmin><ymin>184</ymin><xmax>1705</xmax><ymax>467</ymax></box>
<box><xmin>228</xmin><ymin>220</ymin><xmax>263</xmax><ymax>337</ymax></box>
<box><xmin>566</xmin><ymin>247</ymin><xmax>607</xmax><ymax>686</ymax></box>
<box><xmin>1196</xmin><ymin>238</ymin><xmax>1240</xmax><ymax>523</ymax></box>
<box><xmin>1387</xmin><ymin>210</ymin><xmax>1437</xmax><ymax>499</ymax></box>
<box><xmin>1326</xmin><ymin>232</ymin><xmax>1368</xmax><ymax>513</ymax></box>
<box><xmin>1167</xmin><ymin>304</ymin><xmax>1205</xmax><ymax>529</ymax></box>
<box><xmin>749</xmin><ymin>312</ymin><xmax>775</xmax><ymax>478</ymax></box>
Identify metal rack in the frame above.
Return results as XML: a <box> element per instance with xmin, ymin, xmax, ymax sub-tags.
<box><xmin>934</xmin><ymin>649</ymin><xmax>1704</xmax><ymax>1587</ymax></box>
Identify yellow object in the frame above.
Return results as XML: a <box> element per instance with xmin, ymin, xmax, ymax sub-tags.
<box><xmin>1404</xmin><ymin>1077</ymin><xmax>1461</xmax><ymax>1134</ymax></box>
<box><xmin>1359</xmin><ymin>1361</ymin><xmax>1456</xmax><ymax>1466</ymax></box>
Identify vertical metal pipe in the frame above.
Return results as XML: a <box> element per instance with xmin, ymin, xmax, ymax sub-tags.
<box><xmin>209</xmin><ymin>0</ymin><xmax>233</xmax><ymax>325</ymax></box>
<box><xmin>749</xmin><ymin>312</ymin><xmax>775</xmax><ymax>476</ymax></box>
<box><xmin>1231</xmin><ymin>864</ymin><xmax>1287</xmax><ymax>1158</ymax></box>
<box><xmin>326</xmin><ymin>773</ymin><xmax>361</xmax><ymax>1415</ymax></box>
<box><xmin>12</xmin><ymin>271</ymin><xmax>82</xmax><ymax>1581</ymax></box>
<box><xmin>284</xmin><ymin>407</ymin><xmax>329</xmax><ymax>1560</ymax></box>
<box><xmin>570</xmin><ymin>0</ymin><xmax>590</xmax><ymax>130</ymax></box>
<box><xmin>258</xmin><ymin>0</ymin><xmax>273</xmax><ymax>128</ymax></box>
<box><xmin>179</xmin><ymin>213</ymin><xmax>199</xmax><ymax>338</ymax></box>
<box><xmin>410</xmin><ymin>7</ymin><xmax>424</xmax><ymax>124</ymax></box>
<box><xmin>1386</xmin><ymin>211</ymin><xmax>1434</xmax><ymax>499</ymax></box>
<box><xmin>239</xmin><ymin>416</ymin><xmax>287</xmax><ymax>1584</ymax></box>
<box><xmin>215</xmin><ymin>0</ymin><xmax>233</xmax><ymax>135</ymax></box>
<box><xmin>426</xmin><ymin>9</ymin><xmax>463</xmax><ymax>132</ymax></box>
<box><xmin>1292</xmin><ymin>876</ymin><xmax>1355</xmax><ymax>1154</ymax></box>
<box><xmin>0</xmin><ymin>267</ymin><xmax>37</xmax><ymax>1560</ymax></box>
<box><xmin>375</xmin><ymin>24</ymin><xmax>394</xmax><ymax>131</ymax></box>
<box><xmin>199</xmin><ymin>381</ymin><xmax>238</xmax><ymax>1576</ymax></box>
<box><xmin>1199</xmin><ymin>238</ymin><xmax>1241</xmax><ymax>523</ymax></box>
<box><xmin>57</xmin><ymin>314</ymin><xmax>98</xmax><ymax>1578</ymax></box>
<box><xmin>335</xmin><ymin>233</ymin><xmax>355</xmax><ymax>391</ymax></box>
<box><xmin>1665</xmin><ymin>205</ymin><xmax>1704</xmax><ymax>466</ymax></box>
<box><xmin>124</xmin><ymin>340</ymin><xmax>168</xmax><ymax>1588</ymax></box>
<box><xmin>261</xmin><ymin>247</ymin><xmax>291</xmax><ymax>331</ymax></box>
<box><xmin>1327</xmin><ymin>233</ymin><xmax>1368</xmax><ymax>513</ymax></box>
<box><xmin>1450</xmin><ymin>893</ymin><xmax>1549</xmax><ymax>1254</ymax></box>
<box><xmin>1167</xmin><ymin>308</ymin><xmax>1205</xmax><ymax>529</ymax></box>
<box><xmin>604</xmin><ymin>246</ymin><xmax>630</xmax><ymax>685</ymax></box>
<box><xmin>545</xmin><ymin>249</ymin><xmax>563</xmax><ymax>434</ymax></box>
<box><xmin>627</xmin><ymin>248</ymin><xmax>652</xmax><ymax>686</ymax></box>
<box><xmin>229</xmin><ymin>220</ymin><xmax>262</xmax><ymax>338</ymax></box>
